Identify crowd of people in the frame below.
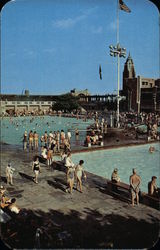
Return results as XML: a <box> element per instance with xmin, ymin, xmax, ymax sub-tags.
<box><xmin>1</xmin><ymin>110</ymin><xmax>160</xmax><ymax>216</ymax></box>
<box><xmin>119</xmin><ymin>112</ymin><xmax>160</xmax><ymax>128</ymax></box>
<box><xmin>119</xmin><ymin>112</ymin><xmax>160</xmax><ymax>140</ymax></box>
<box><xmin>23</xmin><ymin>129</ymin><xmax>72</xmax><ymax>152</ymax></box>
<box><xmin>22</xmin><ymin>129</ymin><xmax>74</xmax><ymax>168</ymax></box>
<box><xmin>2</xmin><ymin>108</ymin><xmax>95</xmax><ymax>119</ymax></box>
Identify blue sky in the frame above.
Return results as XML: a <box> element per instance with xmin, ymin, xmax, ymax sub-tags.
<box><xmin>1</xmin><ymin>0</ymin><xmax>159</xmax><ymax>95</ymax></box>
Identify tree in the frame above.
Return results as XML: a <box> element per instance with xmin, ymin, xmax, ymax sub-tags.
<box><xmin>52</xmin><ymin>93</ymin><xmax>79</xmax><ymax>112</ymax></box>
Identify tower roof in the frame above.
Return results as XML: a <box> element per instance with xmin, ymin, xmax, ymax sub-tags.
<box><xmin>126</xmin><ymin>52</ymin><xmax>133</xmax><ymax>63</ymax></box>
<box><xmin>123</xmin><ymin>52</ymin><xmax>136</xmax><ymax>79</ymax></box>
<box><xmin>128</xmin><ymin>52</ymin><xmax>131</xmax><ymax>59</ymax></box>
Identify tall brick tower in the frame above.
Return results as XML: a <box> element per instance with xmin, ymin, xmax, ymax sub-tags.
<box><xmin>123</xmin><ymin>52</ymin><xmax>136</xmax><ymax>91</ymax></box>
<box><xmin>122</xmin><ymin>53</ymin><xmax>138</xmax><ymax>111</ymax></box>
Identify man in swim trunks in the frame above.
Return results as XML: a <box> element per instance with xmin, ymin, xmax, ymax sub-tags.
<box><xmin>129</xmin><ymin>169</ymin><xmax>141</xmax><ymax>206</ymax></box>
<box><xmin>29</xmin><ymin>130</ymin><xmax>34</xmax><ymax>150</ymax></box>
<box><xmin>34</xmin><ymin>131</ymin><xmax>39</xmax><ymax>150</ymax></box>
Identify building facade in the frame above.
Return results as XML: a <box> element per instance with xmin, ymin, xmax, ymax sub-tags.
<box><xmin>0</xmin><ymin>91</ymin><xmax>57</xmax><ymax>115</ymax></box>
<box><xmin>122</xmin><ymin>54</ymin><xmax>160</xmax><ymax>113</ymax></box>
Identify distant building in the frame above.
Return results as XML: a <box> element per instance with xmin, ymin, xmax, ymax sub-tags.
<box><xmin>70</xmin><ymin>88</ymin><xmax>90</xmax><ymax>96</ymax></box>
<box><xmin>122</xmin><ymin>53</ymin><xmax>160</xmax><ymax>113</ymax></box>
<box><xmin>0</xmin><ymin>90</ymin><xmax>57</xmax><ymax>115</ymax></box>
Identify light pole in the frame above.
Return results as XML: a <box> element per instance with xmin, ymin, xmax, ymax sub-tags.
<box><xmin>109</xmin><ymin>43</ymin><xmax>126</xmax><ymax>127</ymax></box>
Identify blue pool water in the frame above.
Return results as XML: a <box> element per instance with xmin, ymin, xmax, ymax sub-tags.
<box><xmin>71</xmin><ymin>143</ymin><xmax>160</xmax><ymax>192</ymax></box>
<box><xmin>0</xmin><ymin>116</ymin><xmax>94</xmax><ymax>146</ymax></box>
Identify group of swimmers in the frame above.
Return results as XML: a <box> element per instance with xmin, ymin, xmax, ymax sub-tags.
<box><xmin>23</xmin><ymin>129</ymin><xmax>73</xmax><ymax>152</ymax></box>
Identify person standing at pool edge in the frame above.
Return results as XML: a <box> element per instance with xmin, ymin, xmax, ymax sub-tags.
<box><xmin>32</xmin><ymin>157</ymin><xmax>41</xmax><ymax>184</ymax></box>
<box><xmin>6</xmin><ymin>162</ymin><xmax>15</xmax><ymax>185</ymax></box>
<box><xmin>129</xmin><ymin>169</ymin><xmax>141</xmax><ymax>206</ymax></box>
<box><xmin>29</xmin><ymin>130</ymin><xmax>34</xmax><ymax>150</ymax></box>
<box><xmin>34</xmin><ymin>131</ymin><xmax>39</xmax><ymax>150</ymax></box>
<box><xmin>23</xmin><ymin>131</ymin><xmax>28</xmax><ymax>150</ymax></box>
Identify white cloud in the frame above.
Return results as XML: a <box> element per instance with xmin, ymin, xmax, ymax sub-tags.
<box><xmin>52</xmin><ymin>6</ymin><xmax>98</xmax><ymax>29</ymax></box>
<box><xmin>82</xmin><ymin>6</ymin><xmax>98</xmax><ymax>15</ymax></box>
<box><xmin>91</xmin><ymin>26</ymin><xmax>103</xmax><ymax>34</ymax></box>
<box><xmin>52</xmin><ymin>14</ymin><xmax>86</xmax><ymax>29</ymax></box>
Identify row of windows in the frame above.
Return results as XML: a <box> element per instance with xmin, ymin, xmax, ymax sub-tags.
<box><xmin>4</xmin><ymin>101</ymin><xmax>52</xmax><ymax>105</ymax></box>
<box><xmin>142</xmin><ymin>81</ymin><xmax>153</xmax><ymax>87</ymax></box>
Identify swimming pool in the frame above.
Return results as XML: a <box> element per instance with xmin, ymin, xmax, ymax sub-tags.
<box><xmin>0</xmin><ymin>116</ymin><xmax>94</xmax><ymax>146</ymax></box>
<box><xmin>71</xmin><ymin>143</ymin><xmax>160</xmax><ymax>192</ymax></box>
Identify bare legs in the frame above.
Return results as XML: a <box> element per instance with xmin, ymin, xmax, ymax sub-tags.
<box><xmin>7</xmin><ymin>174</ymin><xmax>13</xmax><ymax>185</ymax></box>
<box><xmin>131</xmin><ymin>192</ymin><xmax>139</xmax><ymax>206</ymax></box>
<box><xmin>76</xmin><ymin>178</ymin><xmax>83</xmax><ymax>193</ymax></box>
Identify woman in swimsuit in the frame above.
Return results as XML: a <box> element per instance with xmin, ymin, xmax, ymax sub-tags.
<box><xmin>75</xmin><ymin>160</ymin><xmax>86</xmax><ymax>193</ymax></box>
<box><xmin>32</xmin><ymin>157</ymin><xmax>41</xmax><ymax>184</ymax></box>
<box><xmin>66</xmin><ymin>166</ymin><xmax>75</xmax><ymax>194</ymax></box>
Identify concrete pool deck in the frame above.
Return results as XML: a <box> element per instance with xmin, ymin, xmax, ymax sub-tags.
<box><xmin>0</xmin><ymin>139</ymin><xmax>160</xmax><ymax>249</ymax></box>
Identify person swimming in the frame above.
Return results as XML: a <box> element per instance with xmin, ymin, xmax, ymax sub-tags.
<box><xmin>149</xmin><ymin>146</ymin><xmax>155</xmax><ymax>153</ymax></box>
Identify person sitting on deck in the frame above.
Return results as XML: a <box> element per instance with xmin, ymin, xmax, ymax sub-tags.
<box><xmin>148</xmin><ymin>176</ymin><xmax>159</xmax><ymax>197</ymax></box>
<box><xmin>111</xmin><ymin>168</ymin><xmax>121</xmax><ymax>192</ymax></box>
<box><xmin>0</xmin><ymin>186</ymin><xmax>11</xmax><ymax>209</ymax></box>
<box><xmin>8</xmin><ymin>198</ymin><xmax>21</xmax><ymax>214</ymax></box>
<box><xmin>111</xmin><ymin>168</ymin><xmax>121</xmax><ymax>183</ymax></box>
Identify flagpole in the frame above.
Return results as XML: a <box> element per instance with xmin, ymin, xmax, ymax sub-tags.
<box><xmin>109</xmin><ymin>1</ymin><xmax>128</xmax><ymax>127</ymax></box>
<box><xmin>117</xmin><ymin>0</ymin><xmax>119</xmax><ymax>43</ymax></box>
<box><xmin>117</xmin><ymin>0</ymin><xmax>120</xmax><ymax>128</ymax></box>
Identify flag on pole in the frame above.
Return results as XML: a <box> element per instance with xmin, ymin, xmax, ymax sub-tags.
<box><xmin>119</xmin><ymin>0</ymin><xmax>131</xmax><ymax>13</ymax></box>
<box><xmin>99</xmin><ymin>65</ymin><xmax>102</xmax><ymax>80</ymax></box>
